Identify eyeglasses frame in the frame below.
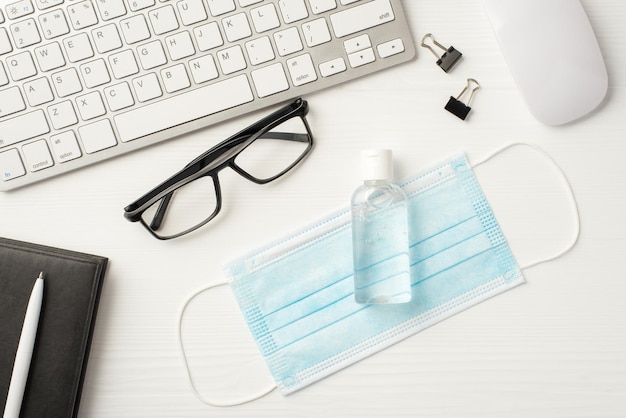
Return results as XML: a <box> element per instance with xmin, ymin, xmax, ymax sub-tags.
<box><xmin>123</xmin><ymin>98</ymin><xmax>313</xmax><ymax>240</ymax></box>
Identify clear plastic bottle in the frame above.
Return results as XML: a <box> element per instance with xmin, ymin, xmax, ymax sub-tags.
<box><xmin>351</xmin><ymin>149</ymin><xmax>411</xmax><ymax>304</ymax></box>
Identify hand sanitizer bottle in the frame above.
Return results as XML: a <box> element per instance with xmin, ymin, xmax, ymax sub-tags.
<box><xmin>351</xmin><ymin>149</ymin><xmax>411</xmax><ymax>304</ymax></box>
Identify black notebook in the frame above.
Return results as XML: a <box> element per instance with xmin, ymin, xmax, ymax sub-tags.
<box><xmin>0</xmin><ymin>237</ymin><xmax>108</xmax><ymax>418</ymax></box>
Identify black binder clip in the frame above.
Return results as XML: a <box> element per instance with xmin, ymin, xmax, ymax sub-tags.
<box><xmin>421</xmin><ymin>33</ymin><xmax>462</xmax><ymax>72</ymax></box>
<box><xmin>445</xmin><ymin>78</ymin><xmax>480</xmax><ymax>120</ymax></box>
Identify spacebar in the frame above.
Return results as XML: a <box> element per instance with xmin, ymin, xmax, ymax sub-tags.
<box><xmin>114</xmin><ymin>75</ymin><xmax>254</xmax><ymax>142</ymax></box>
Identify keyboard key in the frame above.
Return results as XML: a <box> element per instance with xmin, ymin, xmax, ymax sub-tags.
<box><xmin>148</xmin><ymin>5</ymin><xmax>179</xmax><ymax>35</ymax></box>
<box><xmin>344</xmin><ymin>34</ymin><xmax>371</xmax><ymax>54</ymax></box>
<box><xmin>0</xmin><ymin>109</ymin><xmax>49</xmax><ymax>148</ymax></box>
<box><xmin>377</xmin><ymin>38</ymin><xmax>404</xmax><ymax>58</ymax></box>
<box><xmin>188</xmin><ymin>55</ymin><xmax>218</xmax><ymax>83</ymax></box>
<box><xmin>114</xmin><ymin>74</ymin><xmax>253</xmax><ymax>142</ymax></box>
<box><xmin>80</xmin><ymin>58</ymin><xmax>111</xmax><ymax>88</ymax></box>
<box><xmin>109</xmin><ymin>49</ymin><xmax>139</xmax><ymax>78</ymax></box>
<box><xmin>245</xmin><ymin>36</ymin><xmax>275</xmax><ymax>66</ymax></box>
<box><xmin>206</xmin><ymin>0</ymin><xmax>235</xmax><ymax>16</ymax></box>
<box><xmin>278</xmin><ymin>0</ymin><xmax>308</xmax><ymax>23</ymax></box>
<box><xmin>92</xmin><ymin>24</ymin><xmax>123</xmax><ymax>53</ymax></box>
<box><xmin>127</xmin><ymin>0</ymin><xmax>155</xmax><ymax>12</ymax></box>
<box><xmin>137</xmin><ymin>40</ymin><xmax>167</xmax><ymax>69</ymax></box>
<box><xmin>48</xmin><ymin>100</ymin><xmax>79</xmax><ymax>129</ymax></box>
<box><xmin>35</xmin><ymin>0</ymin><xmax>64</xmax><ymax>10</ymax></box>
<box><xmin>95</xmin><ymin>0</ymin><xmax>127</xmax><ymax>20</ymax></box>
<box><xmin>302</xmin><ymin>18</ymin><xmax>331</xmax><ymax>47</ymax></box>
<box><xmin>67</xmin><ymin>0</ymin><xmax>99</xmax><ymax>30</ymax></box>
<box><xmin>222</xmin><ymin>13</ymin><xmax>251</xmax><ymax>42</ymax></box>
<box><xmin>63</xmin><ymin>32</ymin><xmax>95</xmax><ymax>62</ymax></box>
<box><xmin>76</xmin><ymin>90</ymin><xmax>107</xmax><ymax>120</ymax></box>
<box><xmin>286</xmin><ymin>53</ymin><xmax>317</xmax><ymax>86</ymax></box>
<box><xmin>22</xmin><ymin>139</ymin><xmax>54</xmax><ymax>172</ymax></box>
<box><xmin>347</xmin><ymin>47</ymin><xmax>375</xmax><ymax>67</ymax></box>
<box><xmin>6</xmin><ymin>51</ymin><xmax>37</xmax><ymax>81</ymax></box>
<box><xmin>0</xmin><ymin>63</ymin><xmax>9</xmax><ymax>86</ymax></box>
<box><xmin>132</xmin><ymin>72</ymin><xmax>162</xmax><ymax>102</ymax></box>
<box><xmin>34</xmin><ymin>42</ymin><xmax>66</xmax><ymax>71</ymax></box>
<box><xmin>10</xmin><ymin>18</ymin><xmax>41</xmax><ymax>48</ymax></box>
<box><xmin>0</xmin><ymin>148</ymin><xmax>26</xmax><ymax>181</ymax></box>
<box><xmin>238</xmin><ymin>0</ymin><xmax>262</xmax><ymax>6</ymax></box>
<box><xmin>0</xmin><ymin>28</ymin><xmax>13</xmax><ymax>55</ymax></box>
<box><xmin>217</xmin><ymin>45</ymin><xmax>246</xmax><ymax>74</ymax></box>
<box><xmin>39</xmin><ymin>9</ymin><xmax>70</xmax><ymax>39</ymax></box>
<box><xmin>160</xmin><ymin>64</ymin><xmax>190</xmax><ymax>93</ymax></box>
<box><xmin>23</xmin><ymin>76</ymin><xmax>54</xmax><ymax>106</ymax></box>
<box><xmin>120</xmin><ymin>15</ymin><xmax>151</xmax><ymax>44</ymax></box>
<box><xmin>250</xmin><ymin>4</ymin><xmax>280</xmax><ymax>33</ymax></box>
<box><xmin>330</xmin><ymin>0</ymin><xmax>394</xmax><ymax>38</ymax></box>
<box><xmin>51</xmin><ymin>130</ymin><xmax>82</xmax><ymax>162</ymax></box>
<box><xmin>78</xmin><ymin>119</ymin><xmax>117</xmax><ymax>153</ymax></box>
<box><xmin>0</xmin><ymin>86</ymin><xmax>26</xmax><ymax>118</ymax></box>
<box><xmin>274</xmin><ymin>27</ymin><xmax>303</xmax><ymax>56</ymax></box>
<box><xmin>104</xmin><ymin>81</ymin><xmax>135</xmax><ymax>111</ymax></box>
<box><xmin>177</xmin><ymin>0</ymin><xmax>207</xmax><ymax>26</ymax></box>
<box><xmin>51</xmin><ymin>67</ymin><xmax>82</xmax><ymax>97</ymax></box>
<box><xmin>5</xmin><ymin>0</ymin><xmax>35</xmax><ymax>19</ymax></box>
<box><xmin>193</xmin><ymin>22</ymin><xmax>223</xmax><ymax>51</ymax></box>
<box><xmin>309</xmin><ymin>0</ymin><xmax>336</xmax><ymax>14</ymax></box>
<box><xmin>251</xmin><ymin>62</ymin><xmax>289</xmax><ymax>98</ymax></box>
<box><xmin>319</xmin><ymin>57</ymin><xmax>346</xmax><ymax>77</ymax></box>
<box><xmin>165</xmin><ymin>31</ymin><xmax>195</xmax><ymax>60</ymax></box>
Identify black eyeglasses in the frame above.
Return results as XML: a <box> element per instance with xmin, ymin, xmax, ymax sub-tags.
<box><xmin>124</xmin><ymin>98</ymin><xmax>313</xmax><ymax>240</ymax></box>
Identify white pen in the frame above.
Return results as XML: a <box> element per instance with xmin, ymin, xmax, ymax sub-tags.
<box><xmin>3</xmin><ymin>273</ymin><xmax>44</xmax><ymax>418</ymax></box>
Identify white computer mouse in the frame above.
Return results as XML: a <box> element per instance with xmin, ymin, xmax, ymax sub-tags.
<box><xmin>484</xmin><ymin>0</ymin><xmax>608</xmax><ymax>125</ymax></box>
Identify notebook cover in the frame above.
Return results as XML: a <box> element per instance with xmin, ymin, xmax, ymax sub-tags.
<box><xmin>0</xmin><ymin>237</ymin><xmax>108</xmax><ymax>418</ymax></box>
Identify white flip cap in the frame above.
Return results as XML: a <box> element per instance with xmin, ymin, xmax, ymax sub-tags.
<box><xmin>361</xmin><ymin>149</ymin><xmax>393</xmax><ymax>181</ymax></box>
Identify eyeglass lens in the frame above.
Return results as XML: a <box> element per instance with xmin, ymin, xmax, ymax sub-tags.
<box><xmin>235</xmin><ymin>115</ymin><xmax>311</xmax><ymax>181</ymax></box>
<box><xmin>141</xmin><ymin>176</ymin><xmax>218</xmax><ymax>238</ymax></box>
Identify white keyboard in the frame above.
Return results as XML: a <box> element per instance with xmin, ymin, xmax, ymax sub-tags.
<box><xmin>0</xmin><ymin>0</ymin><xmax>415</xmax><ymax>191</ymax></box>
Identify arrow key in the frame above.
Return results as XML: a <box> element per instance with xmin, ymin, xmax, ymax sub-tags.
<box><xmin>319</xmin><ymin>57</ymin><xmax>346</xmax><ymax>77</ymax></box>
<box><xmin>377</xmin><ymin>38</ymin><xmax>405</xmax><ymax>59</ymax></box>
<box><xmin>347</xmin><ymin>47</ymin><xmax>375</xmax><ymax>68</ymax></box>
<box><xmin>344</xmin><ymin>34</ymin><xmax>370</xmax><ymax>54</ymax></box>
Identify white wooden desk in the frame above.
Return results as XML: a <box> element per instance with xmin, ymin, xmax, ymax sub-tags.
<box><xmin>2</xmin><ymin>1</ymin><xmax>625</xmax><ymax>416</ymax></box>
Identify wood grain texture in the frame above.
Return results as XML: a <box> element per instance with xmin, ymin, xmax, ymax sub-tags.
<box><xmin>1</xmin><ymin>1</ymin><xmax>625</xmax><ymax>416</ymax></box>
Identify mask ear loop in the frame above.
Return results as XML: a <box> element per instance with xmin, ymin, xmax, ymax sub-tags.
<box><xmin>472</xmin><ymin>142</ymin><xmax>581</xmax><ymax>270</ymax></box>
<box><xmin>178</xmin><ymin>281</ymin><xmax>277</xmax><ymax>407</ymax></box>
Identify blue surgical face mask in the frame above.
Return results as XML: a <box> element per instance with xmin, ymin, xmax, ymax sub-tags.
<box><xmin>177</xmin><ymin>143</ymin><xmax>580</xmax><ymax>406</ymax></box>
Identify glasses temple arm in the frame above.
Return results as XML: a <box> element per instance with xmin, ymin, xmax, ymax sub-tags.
<box><xmin>258</xmin><ymin>131</ymin><xmax>310</xmax><ymax>142</ymax></box>
<box><xmin>149</xmin><ymin>192</ymin><xmax>173</xmax><ymax>231</ymax></box>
